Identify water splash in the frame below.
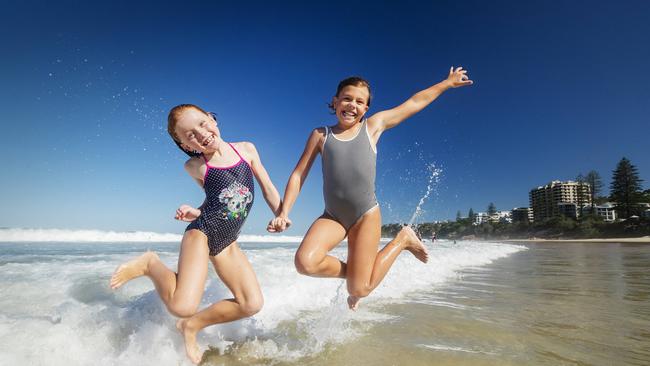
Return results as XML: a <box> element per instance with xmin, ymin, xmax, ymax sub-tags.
<box><xmin>407</xmin><ymin>163</ymin><xmax>443</xmax><ymax>226</ymax></box>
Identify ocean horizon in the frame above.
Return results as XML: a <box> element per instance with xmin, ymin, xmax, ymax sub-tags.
<box><xmin>0</xmin><ymin>227</ymin><xmax>304</xmax><ymax>243</ymax></box>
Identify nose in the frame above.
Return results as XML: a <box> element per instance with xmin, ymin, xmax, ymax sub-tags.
<box><xmin>195</xmin><ymin>129</ymin><xmax>210</xmax><ymax>141</ymax></box>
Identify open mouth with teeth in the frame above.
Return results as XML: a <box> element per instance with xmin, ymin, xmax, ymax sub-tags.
<box><xmin>202</xmin><ymin>134</ymin><xmax>215</xmax><ymax>147</ymax></box>
<box><xmin>341</xmin><ymin>111</ymin><xmax>357</xmax><ymax>119</ymax></box>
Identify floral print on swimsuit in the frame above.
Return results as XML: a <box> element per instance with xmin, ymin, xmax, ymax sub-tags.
<box><xmin>218</xmin><ymin>181</ymin><xmax>253</xmax><ymax>220</ymax></box>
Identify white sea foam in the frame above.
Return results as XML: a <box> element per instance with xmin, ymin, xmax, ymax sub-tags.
<box><xmin>0</xmin><ymin>228</ymin><xmax>303</xmax><ymax>243</ymax></box>
<box><xmin>419</xmin><ymin>343</ymin><xmax>499</xmax><ymax>355</ymax></box>
<box><xmin>0</xmin><ymin>239</ymin><xmax>525</xmax><ymax>365</ymax></box>
<box><xmin>238</xmin><ymin>234</ymin><xmax>303</xmax><ymax>243</ymax></box>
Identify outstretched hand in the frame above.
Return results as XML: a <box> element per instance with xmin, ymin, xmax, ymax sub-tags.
<box><xmin>446</xmin><ymin>66</ymin><xmax>473</xmax><ymax>88</ymax></box>
<box><xmin>175</xmin><ymin>204</ymin><xmax>200</xmax><ymax>222</ymax></box>
<box><xmin>267</xmin><ymin>216</ymin><xmax>292</xmax><ymax>233</ymax></box>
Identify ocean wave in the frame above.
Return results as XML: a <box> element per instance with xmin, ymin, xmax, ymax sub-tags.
<box><xmin>0</xmin><ymin>239</ymin><xmax>526</xmax><ymax>365</ymax></box>
<box><xmin>0</xmin><ymin>228</ymin><xmax>303</xmax><ymax>243</ymax></box>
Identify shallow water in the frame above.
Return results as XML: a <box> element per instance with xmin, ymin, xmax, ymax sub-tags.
<box><xmin>294</xmin><ymin>242</ymin><xmax>650</xmax><ymax>366</ymax></box>
<box><xmin>2</xmin><ymin>241</ymin><xmax>647</xmax><ymax>365</ymax></box>
<box><xmin>0</xmin><ymin>239</ymin><xmax>520</xmax><ymax>365</ymax></box>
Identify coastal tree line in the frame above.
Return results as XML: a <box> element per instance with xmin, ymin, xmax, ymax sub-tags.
<box><xmin>382</xmin><ymin>157</ymin><xmax>650</xmax><ymax>239</ymax></box>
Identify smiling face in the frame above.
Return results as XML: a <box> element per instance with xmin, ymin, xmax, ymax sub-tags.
<box><xmin>332</xmin><ymin>85</ymin><xmax>370</xmax><ymax>127</ymax></box>
<box><xmin>173</xmin><ymin>107</ymin><xmax>223</xmax><ymax>154</ymax></box>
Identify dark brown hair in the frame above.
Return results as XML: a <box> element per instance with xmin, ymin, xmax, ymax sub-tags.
<box><xmin>328</xmin><ymin>76</ymin><xmax>372</xmax><ymax>113</ymax></box>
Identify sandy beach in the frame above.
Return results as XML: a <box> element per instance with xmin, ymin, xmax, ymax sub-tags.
<box><xmin>504</xmin><ymin>236</ymin><xmax>650</xmax><ymax>244</ymax></box>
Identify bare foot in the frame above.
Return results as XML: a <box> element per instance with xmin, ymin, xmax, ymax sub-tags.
<box><xmin>176</xmin><ymin>318</ymin><xmax>203</xmax><ymax>364</ymax></box>
<box><xmin>109</xmin><ymin>251</ymin><xmax>157</xmax><ymax>290</ymax></box>
<box><xmin>397</xmin><ymin>226</ymin><xmax>429</xmax><ymax>263</ymax></box>
<box><xmin>347</xmin><ymin>295</ymin><xmax>361</xmax><ymax>311</ymax></box>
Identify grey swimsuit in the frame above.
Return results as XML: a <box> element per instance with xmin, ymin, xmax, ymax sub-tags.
<box><xmin>322</xmin><ymin>119</ymin><xmax>378</xmax><ymax>230</ymax></box>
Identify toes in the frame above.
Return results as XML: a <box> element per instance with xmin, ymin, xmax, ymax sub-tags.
<box><xmin>109</xmin><ymin>277</ymin><xmax>119</xmax><ymax>288</ymax></box>
<box><xmin>347</xmin><ymin>296</ymin><xmax>360</xmax><ymax>310</ymax></box>
<box><xmin>187</xmin><ymin>344</ymin><xmax>202</xmax><ymax>364</ymax></box>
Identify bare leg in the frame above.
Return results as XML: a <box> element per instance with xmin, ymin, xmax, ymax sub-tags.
<box><xmin>110</xmin><ymin>229</ymin><xmax>209</xmax><ymax>317</ymax></box>
<box><xmin>346</xmin><ymin>208</ymin><xmax>427</xmax><ymax>310</ymax></box>
<box><xmin>110</xmin><ymin>251</ymin><xmax>158</xmax><ymax>290</ymax></box>
<box><xmin>294</xmin><ymin>214</ymin><xmax>348</xmax><ymax>278</ymax></box>
<box><xmin>176</xmin><ymin>242</ymin><xmax>263</xmax><ymax>364</ymax></box>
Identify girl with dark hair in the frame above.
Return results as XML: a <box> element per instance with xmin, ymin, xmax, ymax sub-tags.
<box><xmin>271</xmin><ymin>67</ymin><xmax>473</xmax><ymax>310</ymax></box>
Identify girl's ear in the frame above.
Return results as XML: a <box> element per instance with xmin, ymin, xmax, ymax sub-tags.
<box><xmin>331</xmin><ymin>96</ymin><xmax>338</xmax><ymax>109</ymax></box>
<box><xmin>180</xmin><ymin>142</ymin><xmax>192</xmax><ymax>152</ymax></box>
<box><xmin>208</xmin><ymin>112</ymin><xmax>218</xmax><ymax>126</ymax></box>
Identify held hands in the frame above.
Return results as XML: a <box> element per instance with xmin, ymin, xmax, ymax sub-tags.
<box><xmin>175</xmin><ymin>204</ymin><xmax>201</xmax><ymax>222</ymax></box>
<box><xmin>267</xmin><ymin>216</ymin><xmax>292</xmax><ymax>233</ymax></box>
<box><xmin>445</xmin><ymin>66</ymin><xmax>473</xmax><ymax>88</ymax></box>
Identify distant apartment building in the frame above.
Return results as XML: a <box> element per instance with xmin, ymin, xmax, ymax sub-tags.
<box><xmin>473</xmin><ymin>211</ymin><xmax>512</xmax><ymax>225</ymax></box>
<box><xmin>474</xmin><ymin>212</ymin><xmax>489</xmax><ymax>225</ymax></box>
<box><xmin>529</xmin><ymin>180</ymin><xmax>591</xmax><ymax>222</ymax></box>
<box><xmin>495</xmin><ymin>210</ymin><xmax>512</xmax><ymax>223</ymax></box>
<box><xmin>558</xmin><ymin>202</ymin><xmax>579</xmax><ymax>219</ymax></box>
<box><xmin>511</xmin><ymin>207</ymin><xmax>533</xmax><ymax>223</ymax></box>
<box><xmin>581</xmin><ymin>203</ymin><xmax>617</xmax><ymax>222</ymax></box>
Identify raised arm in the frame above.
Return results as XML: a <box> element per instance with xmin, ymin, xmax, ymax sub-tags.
<box><xmin>274</xmin><ymin>128</ymin><xmax>324</xmax><ymax>226</ymax></box>
<box><xmin>368</xmin><ymin>66</ymin><xmax>473</xmax><ymax>137</ymax></box>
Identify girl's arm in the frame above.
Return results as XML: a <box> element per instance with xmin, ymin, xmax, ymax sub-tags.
<box><xmin>368</xmin><ymin>66</ymin><xmax>472</xmax><ymax>139</ymax></box>
<box><xmin>275</xmin><ymin>128</ymin><xmax>325</xmax><ymax>225</ymax></box>
<box><xmin>175</xmin><ymin>204</ymin><xmax>201</xmax><ymax>222</ymax></box>
<box><xmin>174</xmin><ymin>158</ymin><xmax>206</xmax><ymax>222</ymax></box>
<box><xmin>239</xmin><ymin>142</ymin><xmax>282</xmax><ymax>216</ymax></box>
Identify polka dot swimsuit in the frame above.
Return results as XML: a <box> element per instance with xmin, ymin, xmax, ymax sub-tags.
<box><xmin>186</xmin><ymin>143</ymin><xmax>254</xmax><ymax>256</ymax></box>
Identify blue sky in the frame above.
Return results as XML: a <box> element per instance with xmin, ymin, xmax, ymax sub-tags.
<box><xmin>1</xmin><ymin>1</ymin><xmax>649</xmax><ymax>234</ymax></box>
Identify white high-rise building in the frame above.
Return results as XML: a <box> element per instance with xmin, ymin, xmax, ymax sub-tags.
<box><xmin>529</xmin><ymin>180</ymin><xmax>591</xmax><ymax>222</ymax></box>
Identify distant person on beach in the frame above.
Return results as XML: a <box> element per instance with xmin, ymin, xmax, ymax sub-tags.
<box><xmin>270</xmin><ymin>67</ymin><xmax>473</xmax><ymax>310</ymax></box>
<box><xmin>110</xmin><ymin>104</ymin><xmax>284</xmax><ymax>364</ymax></box>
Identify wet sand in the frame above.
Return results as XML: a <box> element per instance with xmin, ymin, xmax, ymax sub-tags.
<box><xmin>264</xmin><ymin>241</ymin><xmax>650</xmax><ymax>366</ymax></box>
<box><xmin>505</xmin><ymin>237</ymin><xmax>650</xmax><ymax>244</ymax></box>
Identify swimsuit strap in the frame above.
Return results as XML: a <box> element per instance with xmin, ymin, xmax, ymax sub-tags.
<box><xmin>201</xmin><ymin>143</ymin><xmax>244</xmax><ymax>183</ymax></box>
<box><xmin>228</xmin><ymin>143</ymin><xmax>245</xmax><ymax>162</ymax></box>
<box><xmin>201</xmin><ymin>143</ymin><xmax>244</xmax><ymax>167</ymax></box>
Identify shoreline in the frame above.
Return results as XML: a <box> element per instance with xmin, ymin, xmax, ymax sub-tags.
<box><xmin>501</xmin><ymin>236</ymin><xmax>650</xmax><ymax>244</ymax></box>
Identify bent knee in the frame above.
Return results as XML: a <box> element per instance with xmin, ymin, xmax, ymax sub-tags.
<box><xmin>347</xmin><ymin>284</ymin><xmax>371</xmax><ymax>298</ymax></box>
<box><xmin>167</xmin><ymin>301</ymin><xmax>199</xmax><ymax>318</ymax></box>
<box><xmin>294</xmin><ymin>253</ymin><xmax>319</xmax><ymax>275</ymax></box>
<box><xmin>239</xmin><ymin>296</ymin><xmax>264</xmax><ymax>316</ymax></box>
